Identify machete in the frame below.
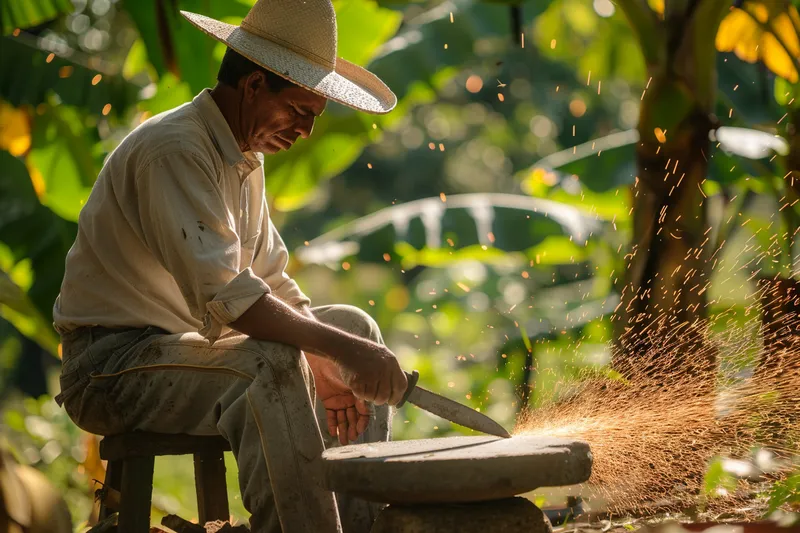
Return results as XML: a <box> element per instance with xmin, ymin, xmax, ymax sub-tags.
<box><xmin>396</xmin><ymin>370</ymin><xmax>512</xmax><ymax>438</ymax></box>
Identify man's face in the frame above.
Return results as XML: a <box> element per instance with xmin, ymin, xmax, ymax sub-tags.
<box><xmin>240</xmin><ymin>71</ymin><xmax>328</xmax><ymax>154</ymax></box>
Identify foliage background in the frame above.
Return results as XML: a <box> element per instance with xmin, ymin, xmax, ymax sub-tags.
<box><xmin>1</xmin><ymin>0</ymin><xmax>799</xmax><ymax>526</ymax></box>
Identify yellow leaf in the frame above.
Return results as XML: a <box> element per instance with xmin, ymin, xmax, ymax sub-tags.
<box><xmin>648</xmin><ymin>0</ymin><xmax>664</xmax><ymax>16</ymax></box>
<box><xmin>716</xmin><ymin>2</ymin><xmax>800</xmax><ymax>82</ymax></box>
<box><xmin>25</xmin><ymin>160</ymin><xmax>47</xmax><ymax>199</ymax></box>
<box><xmin>762</xmin><ymin>31</ymin><xmax>799</xmax><ymax>82</ymax></box>
<box><xmin>81</xmin><ymin>433</ymin><xmax>106</xmax><ymax>491</ymax></box>
<box><xmin>717</xmin><ymin>10</ymin><xmax>761</xmax><ymax>59</ymax></box>
<box><xmin>0</xmin><ymin>100</ymin><xmax>31</xmax><ymax>157</ymax></box>
<box><xmin>750</xmin><ymin>2</ymin><xmax>770</xmax><ymax>23</ymax></box>
<box><xmin>771</xmin><ymin>11</ymin><xmax>800</xmax><ymax>57</ymax></box>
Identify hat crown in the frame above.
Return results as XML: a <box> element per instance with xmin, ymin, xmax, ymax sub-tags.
<box><xmin>241</xmin><ymin>0</ymin><xmax>338</xmax><ymax>69</ymax></box>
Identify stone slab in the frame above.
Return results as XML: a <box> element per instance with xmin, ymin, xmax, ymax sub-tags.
<box><xmin>322</xmin><ymin>435</ymin><xmax>592</xmax><ymax>504</ymax></box>
<box><xmin>370</xmin><ymin>498</ymin><xmax>552</xmax><ymax>533</ymax></box>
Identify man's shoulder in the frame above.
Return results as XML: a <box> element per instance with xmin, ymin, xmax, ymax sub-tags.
<box><xmin>113</xmin><ymin>101</ymin><xmax>220</xmax><ymax>173</ymax></box>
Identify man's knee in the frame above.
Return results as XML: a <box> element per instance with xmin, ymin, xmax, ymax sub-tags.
<box><xmin>233</xmin><ymin>337</ymin><xmax>306</xmax><ymax>374</ymax></box>
<box><xmin>318</xmin><ymin>304</ymin><xmax>382</xmax><ymax>343</ymax></box>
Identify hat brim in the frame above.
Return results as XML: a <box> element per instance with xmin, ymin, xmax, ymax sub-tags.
<box><xmin>181</xmin><ymin>11</ymin><xmax>396</xmax><ymax>115</ymax></box>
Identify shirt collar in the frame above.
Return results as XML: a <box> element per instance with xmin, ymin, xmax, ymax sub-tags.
<box><xmin>192</xmin><ymin>89</ymin><xmax>262</xmax><ymax>175</ymax></box>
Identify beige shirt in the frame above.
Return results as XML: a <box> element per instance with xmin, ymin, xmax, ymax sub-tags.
<box><xmin>54</xmin><ymin>90</ymin><xmax>309</xmax><ymax>342</ymax></box>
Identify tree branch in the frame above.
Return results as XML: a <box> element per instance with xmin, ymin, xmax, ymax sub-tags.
<box><xmin>691</xmin><ymin>0</ymin><xmax>736</xmax><ymax>107</ymax></box>
<box><xmin>615</xmin><ymin>0</ymin><xmax>664</xmax><ymax>65</ymax></box>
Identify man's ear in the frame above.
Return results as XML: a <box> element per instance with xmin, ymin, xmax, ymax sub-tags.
<box><xmin>242</xmin><ymin>71</ymin><xmax>266</xmax><ymax>102</ymax></box>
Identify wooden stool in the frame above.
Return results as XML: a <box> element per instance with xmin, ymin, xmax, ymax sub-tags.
<box><xmin>98</xmin><ymin>432</ymin><xmax>232</xmax><ymax>533</ymax></box>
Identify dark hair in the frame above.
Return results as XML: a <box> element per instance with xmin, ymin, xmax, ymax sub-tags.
<box><xmin>217</xmin><ymin>48</ymin><xmax>299</xmax><ymax>92</ymax></box>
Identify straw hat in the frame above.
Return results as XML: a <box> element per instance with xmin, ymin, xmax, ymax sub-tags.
<box><xmin>180</xmin><ymin>0</ymin><xmax>396</xmax><ymax>114</ymax></box>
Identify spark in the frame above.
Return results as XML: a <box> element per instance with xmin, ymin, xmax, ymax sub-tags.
<box><xmin>515</xmin><ymin>291</ymin><xmax>800</xmax><ymax>516</ymax></box>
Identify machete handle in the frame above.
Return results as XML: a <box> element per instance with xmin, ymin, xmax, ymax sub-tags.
<box><xmin>396</xmin><ymin>370</ymin><xmax>420</xmax><ymax>408</ymax></box>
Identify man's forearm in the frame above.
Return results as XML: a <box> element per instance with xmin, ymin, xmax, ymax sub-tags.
<box><xmin>229</xmin><ymin>293</ymin><xmax>367</xmax><ymax>362</ymax></box>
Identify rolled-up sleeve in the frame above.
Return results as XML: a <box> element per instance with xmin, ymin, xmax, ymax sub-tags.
<box><xmin>137</xmin><ymin>151</ymin><xmax>270</xmax><ymax>342</ymax></box>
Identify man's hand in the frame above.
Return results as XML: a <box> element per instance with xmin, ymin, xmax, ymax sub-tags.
<box><xmin>298</xmin><ymin>303</ymin><xmax>407</xmax><ymax>407</ymax></box>
<box><xmin>230</xmin><ymin>295</ymin><xmax>408</xmax><ymax>409</ymax></box>
<box><xmin>306</xmin><ymin>354</ymin><xmax>370</xmax><ymax>444</ymax></box>
<box><xmin>336</xmin><ymin>341</ymin><xmax>408</xmax><ymax>407</ymax></box>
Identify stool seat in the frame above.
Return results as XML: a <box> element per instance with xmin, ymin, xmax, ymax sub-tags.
<box><xmin>98</xmin><ymin>431</ymin><xmax>232</xmax><ymax>533</ymax></box>
<box><xmin>100</xmin><ymin>432</ymin><xmax>231</xmax><ymax>460</ymax></box>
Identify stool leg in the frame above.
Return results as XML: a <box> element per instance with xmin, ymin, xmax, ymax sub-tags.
<box><xmin>99</xmin><ymin>459</ymin><xmax>123</xmax><ymax>519</ymax></box>
<box><xmin>118</xmin><ymin>456</ymin><xmax>155</xmax><ymax>533</ymax></box>
<box><xmin>194</xmin><ymin>451</ymin><xmax>229</xmax><ymax>523</ymax></box>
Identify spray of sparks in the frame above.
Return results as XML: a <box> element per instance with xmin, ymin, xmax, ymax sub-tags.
<box><xmin>513</xmin><ymin>290</ymin><xmax>800</xmax><ymax>515</ymax></box>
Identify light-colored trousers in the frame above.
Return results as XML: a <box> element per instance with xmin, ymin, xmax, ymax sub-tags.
<box><xmin>55</xmin><ymin>305</ymin><xmax>390</xmax><ymax>533</ymax></box>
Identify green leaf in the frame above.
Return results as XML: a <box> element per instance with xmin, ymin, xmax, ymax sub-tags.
<box><xmin>122</xmin><ymin>38</ymin><xmax>153</xmax><ymax>81</ymax></box>
<box><xmin>138</xmin><ymin>73</ymin><xmax>193</xmax><ymax>116</ymax></box>
<box><xmin>703</xmin><ymin>457</ymin><xmax>738</xmax><ymax>499</ymax></box>
<box><xmin>267</xmin><ymin>111</ymin><xmax>370</xmax><ymax>211</ymax></box>
<box><xmin>1</xmin><ymin>0</ymin><xmax>74</xmax><ymax>34</ymax></box>
<box><xmin>0</xmin><ymin>150</ymin><xmax>76</xmax><ymax>344</ymax></box>
<box><xmin>395</xmin><ymin>242</ymin><xmax>522</xmax><ymax>269</ymax></box>
<box><xmin>526</xmin><ymin>235</ymin><xmax>587</xmax><ymax>265</ymax></box>
<box><xmin>29</xmin><ymin>104</ymin><xmax>97</xmax><ymax>221</ymax></box>
<box><xmin>533</xmin><ymin>0</ymin><xmax>646</xmax><ymax>83</ymax></box>
<box><xmin>124</xmin><ymin>0</ymin><xmax>252</xmax><ymax>93</ymax></box>
<box><xmin>334</xmin><ymin>0</ymin><xmax>402</xmax><ymax>66</ymax></box>
<box><xmin>767</xmin><ymin>472</ymin><xmax>800</xmax><ymax>514</ymax></box>
<box><xmin>0</xmin><ymin>266</ymin><xmax>59</xmax><ymax>354</ymax></box>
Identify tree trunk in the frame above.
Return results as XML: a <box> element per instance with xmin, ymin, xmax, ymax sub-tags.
<box><xmin>613</xmin><ymin>5</ymin><xmax>721</xmax><ymax>382</ymax></box>
<box><xmin>757</xmin><ymin>109</ymin><xmax>800</xmax><ymax>373</ymax></box>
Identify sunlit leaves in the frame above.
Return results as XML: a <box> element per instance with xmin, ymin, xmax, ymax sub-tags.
<box><xmin>28</xmin><ymin>104</ymin><xmax>96</xmax><ymax>221</ymax></box>
<box><xmin>137</xmin><ymin>73</ymin><xmax>193</xmax><ymax>116</ymax></box>
<box><xmin>767</xmin><ymin>472</ymin><xmax>800</xmax><ymax>513</ymax></box>
<box><xmin>0</xmin><ymin>36</ymin><xmax>141</xmax><ymax>116</ymax></box>
<box><xmin>125</xmin><ymin>0</ymin><xmax>252</xmax><ymax>94</ymax></box>
<box><xmin>0</xmin><ymin>100</ymin><xmax>30</xmax><ymax>157</ymax></box>
<box><xmin>1</xmin><ymin>0</ymin><xmax>74</xmax><ymax>35</ymax></box>
<box><xmin>534</xmin><ymin>0</ymin><xmax>647</xmax><ymax>83</ymax></box>
<box><xmin>716</xmin><ymin>2</ymin><xmax>800</xmax><ymax>83</ymax></box>
<box><xmin>0</xmin><ymin>265</ymin><xmax>59</xmax><ymax>354</ymax></box>
<box><xmin>526</xmin><ymin>235</ymin><xmax>587</xmax><ymax>265</ymax></box>
<box><xmin>334</xmin><ymin>0</ymin><xmax>402</xmax><ymax>66</ymax></box>
<box><xmin>0</xmin><ymin>151</ymin><xmax>75</xmax><ymax>353</ymax></box>
<box><xmin>774</xmin><ymin>76</ymin><xmax>799</xmax><ymax>109</ymax></box>
<box><xmin>395</xmin><ymin>242</ymin><xmax>520</xmax><ymax>269</ymax></box>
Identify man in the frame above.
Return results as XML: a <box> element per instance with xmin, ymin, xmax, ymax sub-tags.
<box><xmin>52</xmin><ymin>0</ymin><xmax>407</xmax><ymax>531</ymax></box>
